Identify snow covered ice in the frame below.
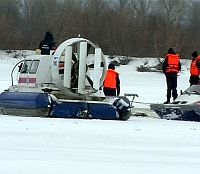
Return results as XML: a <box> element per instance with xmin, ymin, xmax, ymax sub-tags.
<box><xmin>0</xmin><ymin>51</ymin><xmax>200</xmax><ymax>174</ymax></box>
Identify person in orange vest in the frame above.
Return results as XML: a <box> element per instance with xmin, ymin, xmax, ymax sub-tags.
<box><xmin>189</xmin><ymin>51</ymin><xmax>200</xmax><ymax>86</ymax></box>
<box><xmin>103</xmin><ymin>63</ymin><xmax>120</xmax><ymax>96</ymax></box>
<box><xmin>162</xmin><ymin>48</ymin><xmax>181</xmax><ymax>104</ymax></box>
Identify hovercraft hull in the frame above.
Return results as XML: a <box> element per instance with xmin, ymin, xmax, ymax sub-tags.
<box><xmin>150</xmin><ymin>85</ymin><xmax>200</xmax><ymax>122</ymax></box>
<box><xmin>0</xmin><ymin>92</ymin><xmax>131</xmax><ymax>120</ymax></box>
<box><xmin>150</xmin><ymin>103</ymin><xmax>200</xmax><ymax>122</ymax></box>
<box><xmin>0</xmin><ymin>92</ymin><xmax>50</xmax><ymax>117</ymax></box>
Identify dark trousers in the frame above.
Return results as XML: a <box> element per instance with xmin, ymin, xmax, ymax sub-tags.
<box><xmin>103</xmin><ymin>87</ymin><xmax>116</xmax><ymax>96</ymax></box>
<box><xmin>165</xmin><ymin>73</ymin><xmax>178</xmax><ymax>102</ymax></box>
<box><xmin>189</xmin><ymin>75</ymin><xmax>199</xmax><ymax>86</ymax></box>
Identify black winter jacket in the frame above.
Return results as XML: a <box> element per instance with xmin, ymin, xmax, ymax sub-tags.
<box><xmin>39</xmin><ymin>31</ymin><xmax>56</xmax><ymax>55</ymax></box>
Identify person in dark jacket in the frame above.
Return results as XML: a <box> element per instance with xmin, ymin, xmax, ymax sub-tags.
<box><xmin>162</xmin><ymin>48</ymin><xmax>181</xmax><ymax>104</ymax></box>
<box><xmin>103</xmin><ymin>63</ymin><xmax>120</xmax><ymax>96</ymax></box>
<box><xmin>189</xmin><ymin>51</ymin><xmax>200</xmax><ymax>86</ymax></box>
<box><xmin>39</xmin><ymin>31</ymin><xmax>56</xmax><ymax>55</ymax></box>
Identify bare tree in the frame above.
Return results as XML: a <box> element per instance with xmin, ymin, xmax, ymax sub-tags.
<box><xmin>0</xmin><ymin>0</ymin><xmax>22</xmax><ymax>49</ymax></box>
<box><xmin>0</xmin><ymin>0</ymin><xmax>199</xmax><ymax>59</ymax></box>
<box><xmin>157</xmin><ymin>0</ymin><xmax>189</xmax><ymax>52</ymax></box>
<box><xmin>186</xmin><ymin>1</ymin><xmax>200</xmax><ymax>55</ymax></box>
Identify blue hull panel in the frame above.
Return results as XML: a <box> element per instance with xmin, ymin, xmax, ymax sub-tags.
<box><xmin>0</xmin><ymin>92</ymin><xmax>131</xmax><ymax>120</ymax></box>
<box><xmin>0</xmin><ymin>92</ymin><xmax>50</xmax><ymax>116</ymax></box>
<box><xmin>174</xmin><ymin>110</ymin><xmax>200</xmax><ymax>122</ymax></box>
<box><xmin>50</xmin><ymin>100</ymin><xmax>119</xmax><ymax>120</ymax></box>
<box><xmin>0</xmin><ymin>92</ymin><xmax>49</xmax><ymax>108</ymax></box>
<box><xmin>154</xmin><ymin>109</ymin><xmax>200</xmax><ymax>122</ymax></box>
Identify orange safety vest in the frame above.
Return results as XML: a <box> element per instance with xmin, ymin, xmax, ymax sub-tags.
<box><xmin>190</xmin><ymin>56</ymin><xmax>200</xmax><ymax>75</ymax></box>
<box><xmin>104</xmin><ymin>69</ymin><xmax>119</xmax><ymax>88</ymax></box>
<box><xmin>165</xmin><ymin>54</ymin><xmax>180</xmax><ymax>73</ymax></box>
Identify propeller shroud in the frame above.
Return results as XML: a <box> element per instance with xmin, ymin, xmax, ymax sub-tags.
<box><xmin>51</xmin><ymin>38</ymin><xmax>107</xmax><ymax>99</ymax></box>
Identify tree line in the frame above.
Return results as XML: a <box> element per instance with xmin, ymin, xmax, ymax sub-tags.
<box><xmin>0</xmin><ymin>0</ymin><xmax>200</xmax><ymax>58</ymax></box>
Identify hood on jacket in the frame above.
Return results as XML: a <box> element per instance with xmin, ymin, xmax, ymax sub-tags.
<box><xmin>44</xmin><ymin>31</ymin><xmax>54</xmax><ymax>40</ymax></box>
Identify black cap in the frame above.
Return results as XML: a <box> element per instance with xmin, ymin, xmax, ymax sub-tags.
<box><xmin>191</xmin><ymin>51</ymin><xmax>198</xmax><ymax>58</ymax></box>
<box><xmin>108</xmin><ymin>63</ymin><xmax>115</xmax><ymax>70</ymax></box>
<box><xmin>168</xmin><ymin>48</ymin><xmax>175</xmax><ymax>54</ymax></box>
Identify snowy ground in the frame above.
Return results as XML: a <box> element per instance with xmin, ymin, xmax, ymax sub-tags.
<box><xmin>1</xmin><ymin>51</ymin><xmax>200</xmax><ymax>174</ymax></box>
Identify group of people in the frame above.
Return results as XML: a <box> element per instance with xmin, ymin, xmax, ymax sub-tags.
<box><xmin>162</xmin><ymin>48</ymin><xmax>200</xmax><ymax>104</ymax></box>
<box><xmin>105</xmin><ymin>48</ymin><xmax>200</xmax><ymax>103</ymax></box>
<box><xmin>38</xmin><ymin>31</ymin><xmax>200</xmax><ymax>103</ymax></box>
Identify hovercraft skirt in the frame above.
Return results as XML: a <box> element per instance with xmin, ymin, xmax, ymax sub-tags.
<box><xmin>0</xmin><ymin>92</ymin><xmax>50</xmax><ymax>117</ymax></box>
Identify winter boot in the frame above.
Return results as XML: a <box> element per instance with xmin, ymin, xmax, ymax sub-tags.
<box><xmin>164</xmin><ymin>98</ymin><xmax>170</xmax><ymax>104</ymax></box>
<box><xmin>163</xmin><ymin>101</ymin><xmax>170</xmax><ymax>104</ymax></box>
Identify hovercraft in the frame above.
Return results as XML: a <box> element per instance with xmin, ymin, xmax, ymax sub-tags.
<box><xmin>0</xmin><ymin>38</ymin><xmax>136</xmax><ymax>120</ymax></box>
<box><xmin>150</xmin><ymin>85</ymin><xmax>200</xmax><ymax>122</ymax></box>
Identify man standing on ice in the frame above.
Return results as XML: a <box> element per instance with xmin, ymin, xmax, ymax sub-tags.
<box><xmin>162</xmin><ymin>48</ymin><xmax>181</xmax><ymax>104</ymax></box>
<box><xmin>103</xmin><ymin>63</ymin><xmax>120</xmax><ymax>96</ymax></box>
